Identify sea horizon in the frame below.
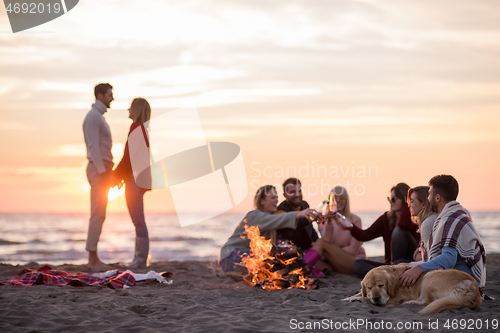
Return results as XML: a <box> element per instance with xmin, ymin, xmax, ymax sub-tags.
<box><xmin>1</xmin><ymin>211</ymin><xmax>499</xmax><ymax>266</ymax></box>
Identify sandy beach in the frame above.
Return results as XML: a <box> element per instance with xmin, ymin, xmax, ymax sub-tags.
<box><xmin>1</xmin><ymin>255</ymin><xmax>499</xmax><ymax>333</ymax></box>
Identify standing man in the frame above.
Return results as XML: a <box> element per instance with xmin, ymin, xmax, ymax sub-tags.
<box><xmin>83</xmin><ymin>83</ymin><xmax>114</xmax><ymax>270</ymax></box>
<box><xmin>276</xmin><ymin>178</ymin><xmax>319</xmax><ymax>251</ymax></box>
<box><xmin>399</xmin><ymin>174</ymin><xmax>488</xmax><ymax>299</ymax></box>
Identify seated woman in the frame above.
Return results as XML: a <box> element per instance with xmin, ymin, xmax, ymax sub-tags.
<box><xmin>407</xmin><ymin>186</ymin><xmax>438</xmax><ymax>265</ymax></box>
<box><xmin>310</xmin><ymin>186</ymin><xmax>366</xmax><ymax>275</ymax></box>
<box><xmin>341</xmin><ymin>183</ymin><xmax>420</xmax><ymax>277</ymax></box>
<box><xmin>219</xmin><ymin>185</ymin><xmax>315</xmax><ymax>273</ymax></box>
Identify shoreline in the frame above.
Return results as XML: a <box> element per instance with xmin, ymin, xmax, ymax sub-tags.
<box><xmin>0</xmin><ymin>255</ymin><xmax>499</xmax><ymax>332</ymax></box>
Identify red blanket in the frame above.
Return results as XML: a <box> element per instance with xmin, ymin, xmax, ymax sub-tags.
<box><xmin>0</xmin><ymin>266</ymin><xmax>136</xmax><ymax>289</ymax></box>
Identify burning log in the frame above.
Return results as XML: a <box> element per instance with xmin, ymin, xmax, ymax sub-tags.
<box><xmin>273</xmin><ymin>262</ymin><xmax>304</xmax><ymax>275</ymax></box>
<box><xmin>240</xmin><ymin>225</ymin><xmax>318</xmax><ymax>290</ymax></box>
<box><xmin>270</xmin><ymin>246</ymin><xmax>299</xmax><ymax>261</ymax></box>
<box><xmin>285</xmin><ymin>274</ymin><xmax>299</xmax><ymax>286</ymax></box>
<box><xmin>255</xmin><ymin>279</ymin><xmax>291</xmax><ymax>289</ymax></box>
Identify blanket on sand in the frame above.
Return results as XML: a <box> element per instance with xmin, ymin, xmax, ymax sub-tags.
<box><xmin>0</xmin><ymin>266</ymin><xmax>172</xmax><ymax>289</ymax></box>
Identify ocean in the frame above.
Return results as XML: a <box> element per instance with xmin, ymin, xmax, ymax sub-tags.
<box><xmin>1</xmin><ymin>211</ymin><xmax>499</xmax><ymax>266</ymax></box>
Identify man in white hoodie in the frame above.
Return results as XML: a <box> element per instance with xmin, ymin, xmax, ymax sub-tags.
<box><xmin>82</xmin><ymin>83</ymin><xmax>114</xmax><ymax>270</ymax></box>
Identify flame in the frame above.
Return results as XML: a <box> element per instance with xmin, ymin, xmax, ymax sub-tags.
<box><xmin>108</xmin><ymin>185</ymin><xmax>125</xmax><ymax>201</ymax></box>
<box><xmin>241</xmin><ymin>224</ymin><xmax>316</xmax><ymax>290</ymax></box>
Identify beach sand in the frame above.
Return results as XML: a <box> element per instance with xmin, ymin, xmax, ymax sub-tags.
<box><xmin>1</xmin><ymin>255</ymin><xmax>499</xmax><ymax>333</ymax></box>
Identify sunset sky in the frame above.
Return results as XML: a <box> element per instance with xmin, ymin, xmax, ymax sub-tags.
<box><xmin>1</xmin><ymin>0</ymin><xmax>499</xmax><ymax>215</ymax></box>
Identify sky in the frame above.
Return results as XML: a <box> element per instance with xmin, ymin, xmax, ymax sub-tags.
<box><xmin>1</xmin><ymin>0</ymin><xmax>499</xmax><ymax>214</ymax></box>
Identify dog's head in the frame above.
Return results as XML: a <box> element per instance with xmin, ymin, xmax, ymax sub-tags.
<box><xmin>360</xmin><ymin>265</ymin><xmax>410</xmax><ymax>306</ymax></box>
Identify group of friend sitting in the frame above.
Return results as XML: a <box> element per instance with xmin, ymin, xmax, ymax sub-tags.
<box><xmin>219</xmin><ymin>174</ymin><xmax>487</xmax><ymax>298</ymax></box>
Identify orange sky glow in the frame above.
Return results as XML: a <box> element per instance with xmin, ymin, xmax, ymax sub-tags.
<box><xmin>1</xmin><ymin>0</ymin><xmax>499</xmax><ymax>214</ymax></box>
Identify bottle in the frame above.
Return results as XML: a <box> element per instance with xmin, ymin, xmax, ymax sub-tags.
<box><xmin>315</xmin><ymin>201</ymin><xmax>326</xmax><ymax>213</ymax></box>
<box><xmin>310</xmin><ymin>200</ymin><xmax>329</xmax><ymax>224</ymax></box>
<box><xmin>313</xmin><ymin>200</ymin><xmax>329</xmax><ymax>216</ymax></box>
<box><xmin>335</xmin><ymin>211</ymin><xmax>353</xmax><ymax>228</ymax></box>
<box><xmin>320</xmin><ymin>200</ymin><xmax>329</xmax><ymax>216</ymax></box>
<box><xmin>328</xmin><ymin>193</ymin><xmax>337</xmax><ymax>213</ymax></box>
<box><xmin>329</xmin><ymin>192</ymin><xmax>353</xmax><ymax>228</ymax></box>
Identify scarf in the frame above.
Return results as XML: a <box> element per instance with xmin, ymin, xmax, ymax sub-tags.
<box><xmin>428</xmin><ymin>201</ymin><xmax>489</xmax><ymax>299</ymax></box>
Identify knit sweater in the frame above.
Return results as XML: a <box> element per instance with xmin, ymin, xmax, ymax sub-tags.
<box><xmin>319</xmin><ymin>213</ymin><xmax>366</xmax><ymax>259</ymax></box>
<box><xmin>82</xmin><ymin>100</ymin><xmax>112</xmax><ymax>173</ymax></box>
<box><xmin>420</xmin><ymin>212</ymin><xmax>438</xmax><ymax>261</ymax></box>
<box><xmin>219</xmin><ymin>209</ymin><xmax>298</xmax><ymax>261</ymax></box>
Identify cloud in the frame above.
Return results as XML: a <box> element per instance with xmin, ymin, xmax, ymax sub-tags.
<box><xmin>50</xmin><ymin>144</ymin><xmax>86</xmax><ymax>157</ymax></box>
<box><xmin>0</xmin><ymin>166</ymin><xmax>81</xmax><ymax>176</ymax></box>
<box><xmin>50</xmin><ymin>143</ymin><xmax>125</xmax><ymax>162</ymax></box>
<box><xmin>1</xmin><ymin>0</ymin><xmax>499</xmax><ymax>112</ymax></box>
<box><xmin>0</xmin><ymin>122</ymin><xmax>34</xmax><ymax>131</ymax></box>
<box><xmin>0</xmin><ymin>0</ymin><xmax>499</xmax><ymax>143</ymax></box>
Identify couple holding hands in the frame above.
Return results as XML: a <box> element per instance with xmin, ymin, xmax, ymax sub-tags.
<box><xmin>82</xmin><ymin>83</ymin><xmax>152</xmax><ymax>270</ymax></box>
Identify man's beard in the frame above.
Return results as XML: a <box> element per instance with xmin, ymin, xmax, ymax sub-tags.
<box><xmin>429</xmin><ymin>199</ymin><xmax>438</xmax><ymax>212</ymax></box>
<box><xmin>288</xmin><ymin>199</ymin><xmax>302</xmax><ymax>209</ymax></box>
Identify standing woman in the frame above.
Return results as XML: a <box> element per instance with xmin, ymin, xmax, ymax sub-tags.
<box><xmin>113</xmin><ymin>98</ymin><xmax>152</xmax><ymax>268</ymax></box>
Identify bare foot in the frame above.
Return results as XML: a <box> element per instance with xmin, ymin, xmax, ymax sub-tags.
<box><xmin>87</xmin><ymin>251</ymin><xmax>111</xmax><ymax>271</ymax></box>
<box><xmin>87</xmin><ymin>261</ymin><xmax>111</xmax><ymax>272</ymax></box>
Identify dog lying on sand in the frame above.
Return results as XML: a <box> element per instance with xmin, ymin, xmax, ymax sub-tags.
<box><xmin>343</xmin><ymin>264</ymin><xmax>482</xmax><ymax>314</ymax></box>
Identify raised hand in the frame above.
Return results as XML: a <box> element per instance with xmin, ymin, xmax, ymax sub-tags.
<box><xmin>297</xmin><ymin>208</ymin><xmax>315</xmax><ymax>221</ymax></box>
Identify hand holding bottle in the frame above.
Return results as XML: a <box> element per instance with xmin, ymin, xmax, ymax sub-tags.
<box><xmin>308</xmin><ymin>201</ymin><xmax>329</xmax><ymax>223</ymax></box>
<box><xmin>297</xmin><ymin>208</ymin><xmax>316</xmax><ymax>221</ymax></box>
<box><xmin>333</xmin><ymin>212</ymin><xmax>353</xmax><ymax>230</ymax></box>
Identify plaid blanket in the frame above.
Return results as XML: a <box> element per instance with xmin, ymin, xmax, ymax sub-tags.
<box><xmin>428</xmin><ymin>201</ymin><xmax>490</xmax><ymax>299</ymax></box>
<box><xmin>0</xmin><ymin>266</ymin><xmax>136</xmax><ymax>289</ymax></box>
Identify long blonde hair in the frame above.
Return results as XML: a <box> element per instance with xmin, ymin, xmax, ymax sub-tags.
<box><xmin>331</xmin><ymin>185</ymin><xmax>352</xmax><ymax>220</ymax></box>
<box><xmin>408</xmin><ymin>186</ymin><xmax>435</xmax><ymax>232</ymax></box>
<box><xmin>129</xmin><ymin>98</ymin><xmax>151</xmax><ymax>125</ymax></box>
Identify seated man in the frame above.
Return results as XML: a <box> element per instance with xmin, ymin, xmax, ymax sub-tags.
<box><xmin>399</xmin><ymin>174</ymin><xmax>489</xmax><ymax>299</ymax></box>
<box><xmin>276</xmin><ymin>178</ymin><xmax>318</xmax><ymax>251</ymax></box>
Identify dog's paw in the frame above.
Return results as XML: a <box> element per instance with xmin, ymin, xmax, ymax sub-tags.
<box><xmin>342</xmin><ymin>292</ymin><xmax>364</xmax><ymax>302</ymax></box>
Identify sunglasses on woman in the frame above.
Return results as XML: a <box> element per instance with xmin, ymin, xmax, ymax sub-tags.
<box><xmin>335</xmin><ymin>197</ymin><xmax>346</xmax><ymax>203</ymax></box>
<box><xmin>387</xmin><ymin>196</ymin><xmax>398</xmax><ymax>203</ymax></box>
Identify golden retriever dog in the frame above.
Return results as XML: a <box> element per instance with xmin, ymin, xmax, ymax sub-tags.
<box><xmin>343</xmin><ymin>265</ymin><xmax>482</xmax><ymax>314</ymax></box>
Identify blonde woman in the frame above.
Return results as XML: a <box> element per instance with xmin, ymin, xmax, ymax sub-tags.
<box><xmin>407</xmin><ymin>186</ymin><xmax>438</xmax><ymax>263</ymax></box>
<box><xmin>323</xmin><ymin>186</ymin><xmax>365</xmax><ymax>257</ymax></box>
<box><xmin>113</xmin><ymin>98</ymin><xmax>152</xmax><ymax>268</ymax></box>
<box><xmin>313</xmin><ymin>186</ymin><xmax>366</xmax><ymax>275</ymax></box>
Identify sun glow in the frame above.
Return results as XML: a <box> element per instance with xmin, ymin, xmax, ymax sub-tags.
<box><xmin>108</xmin><ymin>186</ymin><xmax>125</xmax><ymax>201</ymax></box>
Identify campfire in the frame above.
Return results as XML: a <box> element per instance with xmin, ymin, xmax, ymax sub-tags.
<box><xmin>240</xmin><ymin>224</ymin><xmax>317</xmax><ymax>290</ymax></box>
